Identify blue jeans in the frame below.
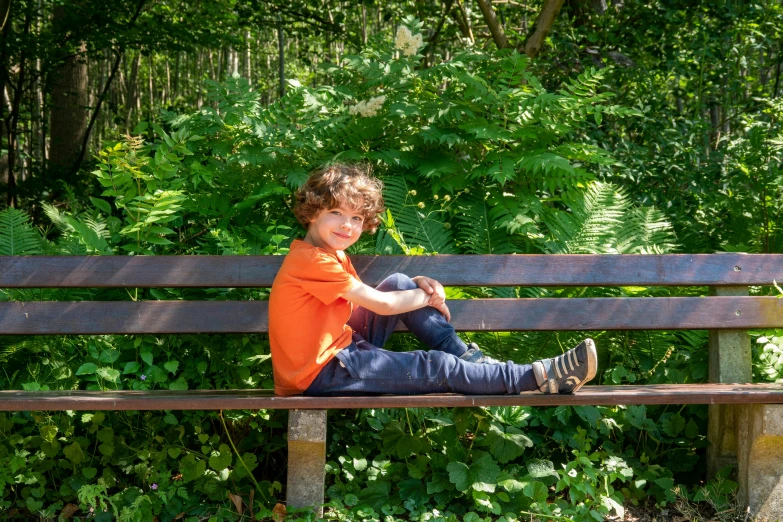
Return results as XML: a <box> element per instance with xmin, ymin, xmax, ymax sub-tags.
<box><xmin>304</xmin><ymin>273</ymin><xmax>537</xmax><ymax>396</ymax></box>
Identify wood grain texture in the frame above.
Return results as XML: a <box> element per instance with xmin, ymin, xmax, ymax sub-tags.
<box><xmin>2</xmin><ymin>297</ymin><xmax>782</xmax><ymax>334</ymax></box>
<box><xmin>2</xmin><ymin>254</ymin><xmax>783</xmax><ymax>287</ymax></box>
<box><xmin>1</xmin><ymin>384</ymin><xmax>781</xmax><ymax>411</ymax></box>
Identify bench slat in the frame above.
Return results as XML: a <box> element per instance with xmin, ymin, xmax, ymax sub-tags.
<box><xmin>0</xmin><ymin>384</ymin><xmax>781</xmax><ymax>410</ymax></box>
<box><xmin>2</xmin><ymin>254</ymin><xmax>782</xmax><ymax>287</ymax></box>
<box><xmin>1</xmin><ymin>297</ymin><xmax>781</xmax><ymax>334</ymax></box>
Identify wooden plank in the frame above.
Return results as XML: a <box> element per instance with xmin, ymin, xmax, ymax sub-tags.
<box><xmin>1</xmin><ymin>297</ymin><xmax>783</xmax><ymax>334</ymax></box>
<box><xmin>2</xmin><ymin>254</ymin><xmax>783</xmax><ymax>288</ymax></box>
<box><xmin>1</xmin><ymin>384</ymin><xmax>782</xmax><ymax>411</ymax></box>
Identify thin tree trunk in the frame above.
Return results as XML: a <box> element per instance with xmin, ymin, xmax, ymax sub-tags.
<box><xmin>125</xmin><ymin>51</ymin><xmax>141</xmax><ymax>132</ymax></box>
<box><xmin>361</xmin><ymin>4</ymin><xmax>367</xmax><ymax>46</ymax></box>
<box><xmin>196</xmin><ymin>50</ymin><xmax>203</xmax><ymax>107</ymax></box>
<box><xmin>6</xmin><ymin>7</ymin><xmax>31</xmax><ymax>207</ymax></box>
<box><xmin>278</xmin><ymin>22</ymin><xmax>285</xmax><ymax>98</ymax></box>
<box><xmin>476</xmin><ymin>0</ymin><xmax>508</xmax><ymax>49</ymax></box>
<box><xmin>164</xmin><ymin>57</ymin><xmax>170</xmax><ymax>105</ymax></box>
<box><xmin>173</xmin><ymin>50</ymin><xmax>180</xmax><ymax>95</ymax></box>
<box><xmin>522</xmin><ymin>0</ymin><xmax>565</xmax><ymax>58</ymax></box>
<box><xmin>147</xmin><ymin>53</ymin><xmax>154</xmax><ymax>118</ymax></box>
<box><xmin>33</xmin><ymin>0</ymin><xmax>43</xmax><ymax>171</ymax></box>
<box><xmin>49</xmin><ymin>8</ymin><xmax>88</xmax><ymax>183</ymax></box>
<box><xmin>454</xmin><ymin>0</ymin><xmax>474</xmax><ymax>43</ymax></box>
<box><xmin>243</xmin><ymin>30</ymin><xmax>251</xmax><ymax>82</ymax></box>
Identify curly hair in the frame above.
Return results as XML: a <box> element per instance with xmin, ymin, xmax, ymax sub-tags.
<box><xmin>294</xmin><ymin>163</ymin><xmax>385</xmax><ymax>233</ymax></box>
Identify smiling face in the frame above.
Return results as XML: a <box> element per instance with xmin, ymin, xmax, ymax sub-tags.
<box><xmin>302</xmin><ymin>204</ymin><xmax>365</xmax><ymax>255</ymax></box>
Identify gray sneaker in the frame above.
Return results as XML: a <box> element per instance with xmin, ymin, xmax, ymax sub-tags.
<box><xmin>532</xmin><ymin>338</ymin><xmax>597</xmax><ymax>394</ymax></box>
<box><xmin>459</xmin><ymin>343</ymin><xmax>502</xmax><ymax>365</ymax></box>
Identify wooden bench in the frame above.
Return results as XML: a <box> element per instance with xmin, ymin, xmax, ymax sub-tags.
<box><xmin>2</xmin><ymin>254</ymin><xmax>783</xmax><ymax>517</ymax></box>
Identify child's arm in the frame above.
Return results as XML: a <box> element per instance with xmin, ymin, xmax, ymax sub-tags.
<box><xmin>343</xmin><ymin>278</ymin><xmax>451</xmax><ymax>321</ymax></box>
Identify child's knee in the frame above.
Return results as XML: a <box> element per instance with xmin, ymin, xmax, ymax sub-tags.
<box><xmin>378</xmin><ymin>273</ymin><xmax>417</xmax><ymax>291</ymax></box>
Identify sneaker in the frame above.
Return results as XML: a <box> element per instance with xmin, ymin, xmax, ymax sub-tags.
<box><xmin>459</xmin><ymin>343</ymin><xmax>502</xmax><ymax>365</ymax></box>
<box><xmin>532</xmin><ymin>338</ymin><xmax>597</xmax><ymax>394</ymax></box>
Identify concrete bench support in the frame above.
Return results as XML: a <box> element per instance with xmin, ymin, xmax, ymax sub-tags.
<box><xmin>736</xmin><ymin>404</ymin><xmax>783</xmax><ymax>518</ymax></box>
<box><xmin>286</xmin><ymin>410</ymin><xmax>327</xmax><ymax>515</ymax></box>
<box><xmin>707</xmin><ymin>286</ymin><xmax>752</xmax><ymax>478</ymax></box>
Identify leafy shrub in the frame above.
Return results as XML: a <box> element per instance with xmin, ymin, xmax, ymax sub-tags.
<box><xmin>0</xmin><ymin>19</ymin><xmax>727</xmax><ymax>521</ymax></box>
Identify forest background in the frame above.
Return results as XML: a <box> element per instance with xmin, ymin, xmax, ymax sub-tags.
<box><xmin>1</xmin><ymin>0</ymin><xmax>783</xmax><ymax>520</ymax></box>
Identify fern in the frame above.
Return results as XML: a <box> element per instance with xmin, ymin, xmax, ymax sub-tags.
<box><xmin>382</xmin><ymin>176</ymin><xmax>456</xmax><ymax>254</ymax></box>
<box><xmin>539</xmin><ymin>182</ymin><xmax>626</xmax><ymax>254</ymax></box>
<box><xmin>43</xmin><ymin>204</ymin><xmax>112</xmax><ymax>255</ymax></box>
<box><xmin>616</xmin><ymin>207</ymin><xmax>679</xmax><ymax>254</ymax></box>
<box><xmin>454</xmin><ymin>193</ymin><xmax>516</xmax><ymax>255</ymax></box>
<box><xmin>538</xmin><ymin>181</ymin><xmax>677</xmax><ymax>255</ymax></box>
<box><xmin>0</xmin><ymin>208</ymin><xmax>43</xmax><ymax>255</ymax></box>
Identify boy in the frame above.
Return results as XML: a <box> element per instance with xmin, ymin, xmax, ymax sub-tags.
<box><xmin>269</xmin><ymin>164</ymin><xmax>597</xmax><ymax>397</ymax></box>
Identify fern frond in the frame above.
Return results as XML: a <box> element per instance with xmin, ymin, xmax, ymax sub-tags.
<box><xmin>0</xmin><ymin>208</ymin><xmax>43</xmax><ymax>255</ymax></box>
<box><xmin>538</xmin><ymin>181</ymin><xmax>626</xmax><ymax>254</ymax></box>
<box><xmin>382</xmin><ymin>176</ymin><xmax>456</xmax><ymax>254</ymax></box>
<box><xmin>454</xmin><ymin>193</ymin><xmax>516</xmax><ymax>255</ymax></box>
<box><xmin>616</xmin><ymin>207</ymin><xmax>678</xmax><ymax>254</ymax></box>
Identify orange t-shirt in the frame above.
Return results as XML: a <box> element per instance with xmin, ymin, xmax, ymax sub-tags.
<box><xmin>268</xmin><ymin>240</ymin><xmax>360</xmax><ymax>395</ymax></box>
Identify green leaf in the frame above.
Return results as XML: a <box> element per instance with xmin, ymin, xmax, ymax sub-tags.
<box><xmin>169</xmin><ymin>377</ymin><xmax>188</xmax><ymax>390</ymax></box>
<box><xmin>140</xmin><ymin>347</ymin><xmax>154</xmax><ymax>366</ymax></box>
<box><xmin>523</xmin><ymin>481</ymin><xmax>549</xmax><ymax>504</ymax></box>
<box><xmin>446</xmin><ymin>452</ymin><xmax>500</xmax><ymax>493</ymax></box>
<box><xmin>209</xmin><ymin>444</ymin><xmax>233</xmax><ymax>471</ymax></box>
<box><xmin>164</xmin><ymin>361</ymin><xmax>180</xmax><ymax>374</ymax></box>
<box><xmin>662</xmin><ymin>413</ymin><xmax>686</xmax><ymax>437</ymax></box>
<box><xmin>685</xmin><ymin>418</ymin><xmax>700</xmax><ymax>439</ymax></box>
<box><xmin>98</xmin><ymin>349</ymin><xmax>120</xmax><ymax>364</ymax></box>
<box><xmin>96</xmin><ymin>367</ymin><xmax>120</xmax><ymax>382</ymax></box>
<box><xmin>83</xmin><ymin>468</ymin><xmax>98</xmax><ymax>479</ymax></box>
<box><xmin>76</xmin><ymin>363</ymin><xmax>98</xmax><ymax>375</ymax></box>
<box><xmin>381</xmin><ymin>422</ymin><xmax>427</xmax><ymax>458</ymax></box>
<box><xmin>90</xmin><ymin>197</ymin><xmax>112</xmax><ymax>214</ymax></box>
<box><xmin>97</xmin><ymin>427</ymin><xmax>114</xmax><ymax>443</ymax></box>
<box><xmin>168</xmin><ymin>447</ymin><xmax>182</xmax><ymax>459</ymax></box>
<box><xmin>483</xmin><ymin>422</ymin><xmax>532</xmax><ymax>463</ymax></box>
<box><xmin>526</xmin><ymin>459</ymin><xmax>558</xmax><ymax>478</ymax></box>
<box><xmin>181</xmin><ymin>454</ymin><xmax>207</xmax><ymax>483</ymax></box>
<box><xmin>357</xmin><ymin>479</ymin><xmax>391</xmax><ymax>510</ymax></box>
<box><xmin>64</xmin><ymin>442</ymin><xmax>84</xmax><ymax>464</ymax></box>
<box><xmin>123</xmin><ymin>361</ymin><xmax>142</xmax><ymax>374</ymax></box>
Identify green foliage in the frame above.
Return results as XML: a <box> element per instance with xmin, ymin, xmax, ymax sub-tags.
<box><xmin>0</xmin><ymin>16</ymin><xmax>748</xmax><ymax>520</ymax></box>
<box><xmin>0</xmin><ymin>208</ymin><xmax>44</xmax><ymax>255</ymax></box>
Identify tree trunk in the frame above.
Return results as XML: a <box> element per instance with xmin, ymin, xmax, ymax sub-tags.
<box><xmin>49</xmin><ymin>7</ymin><xmax>88</xmax><ymax>181</ymax></box>
<box><xmin>523</xmin><ymin>0</ymin><xmax>565</xmax><ymax>58</ymax></box>
<box><xmin>243</xmin><ymin>31</ymin><xmax>251</xmax><ymax>82</ymax></box>
<box><xmin>278</xmin><ymin>22</ymin><xmax>285</xmax><ymax>99</ymax></box>
<box><xmin>361</xmin><ymin>4</ymin><xmax>367</xmax><ymax>46</ymax></box>
<box><xmin>476</xmin><ymin>0</ymin><xmax>508</xmax><ymax>49</ymax></box>
<box><xmin>125</xmin><ymin>51</ymin><xmax>141</xmax><ymax>132</ymax></box>
<box><xmin>147</xmin><ymin>53</ymin><xmax>154</xmax><ymax>118</ymax></box>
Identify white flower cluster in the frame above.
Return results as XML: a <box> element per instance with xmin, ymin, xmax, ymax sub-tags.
<box><xmin>349</xmin><ymin>95</ymin><xmax>386</xmax><ymax>117</ymax></box>
<box><xmin>395</xmin><ymin>26</ymin><xmax>424</xmax><ymax>57</ymax></box>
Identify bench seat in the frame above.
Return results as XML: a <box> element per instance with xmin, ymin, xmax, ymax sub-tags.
<box><xmin>2</xmin><ymin>383</ymin><xmax>782</xmax><ymax>410</ymax></box>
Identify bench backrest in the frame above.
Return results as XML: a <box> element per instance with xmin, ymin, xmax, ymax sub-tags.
<box><xmin>2</xmin><ymin>254</ymin><xmax>783</xmax><ymax>335</ymax></box>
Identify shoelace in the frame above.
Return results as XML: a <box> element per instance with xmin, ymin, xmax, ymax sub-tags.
<box><xmin>550</xmin><ymin>349</ymin><xmax>579</xmax><ymax>379</ymax></box>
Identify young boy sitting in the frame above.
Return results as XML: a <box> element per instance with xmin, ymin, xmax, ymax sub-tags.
<box><xmin>269</xmin><ymin>164</ymin><xmax>597</xmax><ymax>397</ymax></box>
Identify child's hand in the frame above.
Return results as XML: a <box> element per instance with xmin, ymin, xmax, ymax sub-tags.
<box><xmin>412</xmin><ymin>276</ymin><xmax>450</xmax><ymax>321</ymax></box>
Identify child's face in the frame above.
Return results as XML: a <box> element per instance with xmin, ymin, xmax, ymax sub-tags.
<box><xmin>303</xmin><ymin>204</ymin><xmax>365</xmax><ymax>254</ymax></box>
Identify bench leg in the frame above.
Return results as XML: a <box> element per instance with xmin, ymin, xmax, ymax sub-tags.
<box><xmin>287</xmin><ymin>409</ymin><xmax>327</xmax><ymax>515</ymax></box>
<box><xmin>707</xmin><ymin>286</ymin><xmax>752</xmax><ymax>478</ymax></box>
<box><xmin>736</xmin><ymin>404</ymin><xmax>783</xmax><ymax>518</ymax></box>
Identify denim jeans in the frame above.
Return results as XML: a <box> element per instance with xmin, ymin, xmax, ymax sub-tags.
<box><xmin>304</xmin><ymin>273</ymin><xmax>537</xmax><ymax>396</ymax></box>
